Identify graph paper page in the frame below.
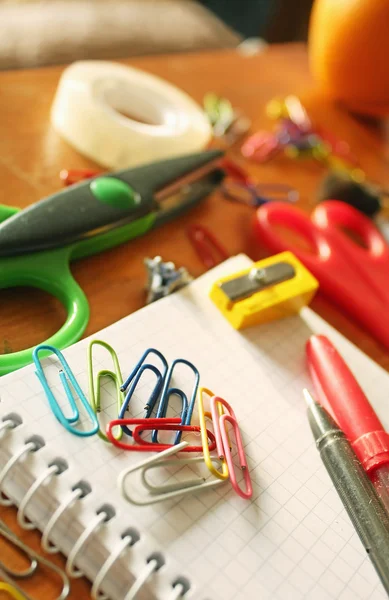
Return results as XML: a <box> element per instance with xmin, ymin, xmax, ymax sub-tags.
<box><xmin>1</xmin><ymin>254</ymin><xmax>388</xmax><ymax>600</ymax></box>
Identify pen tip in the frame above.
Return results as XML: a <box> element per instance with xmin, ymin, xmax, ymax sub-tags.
<box><xmin>303</xmin><ymin>388</ymin><xmax>315</xmax><ymax>407</ymax></box>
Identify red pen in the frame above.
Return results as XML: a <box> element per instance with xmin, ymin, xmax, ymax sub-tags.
<box><xmin>306</xmin><ymin>334</ymin><xmax>389</xmax><ymax>512</ymax></box>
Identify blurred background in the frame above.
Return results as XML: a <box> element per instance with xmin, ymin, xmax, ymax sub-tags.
<box><xmin>0</xmin><ymin>0</ymin><xmax>315</xmax><ymax>70</ymax></box>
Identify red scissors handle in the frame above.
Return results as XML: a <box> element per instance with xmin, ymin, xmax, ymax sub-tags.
<box><xmin>313</xmin><ymin>201</ymin><xmax>388</xmax><ymax>261</ymax></box>
<box><xmin>254</xmin><ymin>201</ymin><xmax>332</xmax><ymax>273</ymax></box>
<box><xmin>255</xmin><ymin>201</ymin><xmax>389</xmax><ymax>349</ymax></box>
<box><xmin>314</xmin><ymin>201</ymin><xmax>389</xmax><ymax>306</ymax></box>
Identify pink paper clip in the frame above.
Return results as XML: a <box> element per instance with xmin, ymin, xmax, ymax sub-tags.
<box><xmin>210</xmin><ymin>396</ymin><xmax>252</xmax><ymax>499</ymax></box>
<box><xmin>241</xmin><ymin>131</ymin><xmax>282</xmax><ymax>163</ymax></box>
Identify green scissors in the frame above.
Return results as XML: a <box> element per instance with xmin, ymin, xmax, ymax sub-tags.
<box><xmin>0</xmin><ymin>151</ymin><xmax>224</xmax><ymax>376</ymax></box>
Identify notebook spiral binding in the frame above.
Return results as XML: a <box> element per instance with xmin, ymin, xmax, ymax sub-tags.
<box><xmin>0</xmin><ymin>413</ymin><xmax>192</xmax><ymax>600</ymax></box>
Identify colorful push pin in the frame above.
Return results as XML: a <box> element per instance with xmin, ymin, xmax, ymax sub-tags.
<box><xmin>203</xmin><ymin>93</ymin><xmax>235</xmax><ymax>137</ymax></box>
<box><xmin>266</xmin><ymin>97</ymin><xmax>288</xmax><ymax>121</ymax></box>
<box><xmin>144</xmin><ymin>256</ymin><xmax>193</xmax><ymax>304</ymax></box>
<box><xmin>204</xmin><ymin>93</ymin><xmax>250</xmax><ymax>144</ymax></box>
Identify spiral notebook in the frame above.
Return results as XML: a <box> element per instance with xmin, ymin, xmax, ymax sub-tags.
<box><xmin>1</xmin><ymin>254</ymin><xmax>388</xmax><ymax>600</ymax></box>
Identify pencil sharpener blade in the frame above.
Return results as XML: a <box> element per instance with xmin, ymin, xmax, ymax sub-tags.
<box><xmin>219</xmin><ymin>262</ymin><xmax>296</xmax><ymax>302</ymax></box>
<box><xmin>209</xmin><ymin>251</ymin><xmax>319</xmax><ymax>330</ymax></box>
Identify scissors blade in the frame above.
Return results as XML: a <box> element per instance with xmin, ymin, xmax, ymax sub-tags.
<box><xmin>153</xmin><ymin>161</ymin><xmax>224</xmax><ymax>226</ymax></box>
<box><xmin>0</xmin><ymin>151</ymin><xmax>223</xmax><ymax>258</ymax></box>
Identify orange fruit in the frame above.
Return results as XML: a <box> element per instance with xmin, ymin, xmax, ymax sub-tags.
<box><xmin>309</xmin><ymin>0</ymin><xmax>389</xmax><ymax>116</ymax></box>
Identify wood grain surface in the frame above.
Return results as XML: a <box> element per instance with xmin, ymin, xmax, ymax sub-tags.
<box><xmin>1</xmin><ymin>44</ymin><xmax>389</xmax><ymax>599</ymax></box>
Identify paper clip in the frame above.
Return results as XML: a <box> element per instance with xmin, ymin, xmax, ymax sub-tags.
<box><xmin>0</xmin><ymin>519</ymin><xmax>70</xmax><ymax>600</ymax></box>
<box><xmin>88</xmin><ymin>339</ymin><xmax>124</xmax><ymax>442</ymax></box>
<box><xmin>60</xmin><ymin>168</ymin><xmax>101</xmax><ymax>186</ymax></box>
<box><xmin>0</xmin><ymin>583</ymin><xmax>26</xmax><ymax>600</ymax></box>
<box><xmin>283</xmin><ymin>95</ymin><xmax>312</xmax><ymax>132</ymax></box>
<box><xmin>0</xmin><ymin>520</ymin><xmax>38</xmax><ymax>580</ymax></box>
<box><xmin>107</xmin><ymin>418</ymin><xmax>216</xmax><ymax>453</ymax></box>
<box><xmin>203</xmin><ymin>93</ymin><xmax>235</xmax><ymax>137</ymax></box>
<box><xmin>119</xmin><ymin>348</ymin><xmax>168</xmax><ymax>436</ymax></box>
<box><xmin>221</xmin><ymin>157</ymin><xmax>299</xmax><ymax>207</ymax></box>
<box><xmin>33</xmin><ymin>345</ymin><xmax>99</xmax><ymax>437</ymax></box>
<box><xmin>153</xmin><ymin>359</ymin><xmax>200</xmax><ymax>444</ymax></box>
<box><xmin>241</xmin><ymin>130</ymin><xmax>283</xmax><ymax>163</ymax></box>
<box><xmin>197</xmin><ymin>387</ymin><xmax>229</xmax><ymax>480</ymax></box>
<box><xmin>119</xmin><ymin>441</ymin><xmax>226</xmax><ymax>506</ymax></box>
<box><xmin>222</xmin><ymin>157</ymin><xmax>253</xmax><ymax>185</ymax></box>
<box><xmin>107</xmin><ymin>417</ymin><xmax>180</xmax><ymax>448</ymax></box>
<box><xmin>133</xmin><ymin>422</ymin><xmax>216</xmax><ymax>453</ymax></box>
<box><xmin>210</xmin><ymin>396</ymin><xmax>252</xmax><ymax>499</ymax></box>
<box><xmin>222</xmin><ymin>181</ymin><xmax>299</xmax><ymax>208</ymax></box>
<box><xmin>186</xmin><ymin>224</ymin><xmax>229</xmax><ymax>269</ymax></box>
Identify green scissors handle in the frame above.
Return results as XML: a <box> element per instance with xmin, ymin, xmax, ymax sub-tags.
<box><xmin>0</xmin><ymin>247</ymin><xmax>89</xmax><ymax>376</ymax></box>
<box><xmin>0</xmin><ymin>204</ymin><xmax>19</xmax><ymax>223</ymax></box>
<box><xmin>0</xmin><ymin>213</ymin><xmax>155</xmax><ymax>376</ymax></box>
<box><xmin>0</xmin><ymin>151</ymin><xmax>224</xmax><ymax>376</ymax></box>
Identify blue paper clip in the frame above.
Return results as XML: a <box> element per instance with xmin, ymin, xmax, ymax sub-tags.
<box><xmin>153</xmin><ymin>359</ymin><xmax>200</xmax><ymax>444</ymax></box>
<box><xmin>119</xmin><ymin>349</ymin><xmax>168</xmax><ymax>436</ymax></box>
<box><xmin>33</xmin><ymin>345</ymin><xmax>99</xmax><ymax>437</ymax></box>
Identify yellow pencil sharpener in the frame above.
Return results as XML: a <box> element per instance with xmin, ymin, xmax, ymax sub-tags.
<box><xmin>209</xmin><ymin>252</ymin><xmax>319</xmax><ymax>330</ymax></box>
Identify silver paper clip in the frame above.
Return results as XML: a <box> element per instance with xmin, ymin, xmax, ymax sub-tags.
<box><xmin>119</xmin><ymin>442</ymin><xmax>225</xmax><ymax>506</ymax></box>
<box><xmin>0</xmin><ymin>519</ymin><xmax>70</xmax><ymax>600</ymax></box>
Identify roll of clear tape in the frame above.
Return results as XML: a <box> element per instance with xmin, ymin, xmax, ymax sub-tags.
<box><xmin>51</xmin><ymin>60</ymin><xmax>212</xmax><ymax>170</ymax></box>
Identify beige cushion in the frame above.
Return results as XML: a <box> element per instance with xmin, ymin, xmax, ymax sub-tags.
<box><xmin>0</xmin><ymin>0</ymin><xmax>241</xmax><ymax>69</ymax></box>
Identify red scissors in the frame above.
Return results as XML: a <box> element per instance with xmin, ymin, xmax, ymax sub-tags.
<box><xmin>255</xmin><ymin>200</ymin><xmax>389</xmax><ymax>349</ymax></box>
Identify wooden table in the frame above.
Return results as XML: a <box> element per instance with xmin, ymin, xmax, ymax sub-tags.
<box><xmin>1</xmin><ymin>43</ymin><xmax>389</xmax><ymax>599</ymax></box>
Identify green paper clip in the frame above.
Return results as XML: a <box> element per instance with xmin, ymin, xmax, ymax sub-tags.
<box><xmin>88</xmin><ymin>340</ymin><xmax>124</xmax><ymax>442</ymax></box>
<box><xmin>203</xmin><ymin>93</ymin><xmax>235</xmax><ymax>136</ymax></box>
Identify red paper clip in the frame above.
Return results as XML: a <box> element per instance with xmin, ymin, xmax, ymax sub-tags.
<box><xmin>133</xmin><ymin>423</ymin><xmax>216</xmax><ymax>453</ymax></box>
<box><xmin>60</xmin><ymin>169</ymin><xmax>101</xmax><ymax>186</ymax></box>
<box><xmin>107</xmin><ymin>418</ymin><xmax>216</xmax><ymax>452</ymax></box>
<box><xmin>211</xmin><ymin>396</ymin><xmax>252</xmax><ymax>499</ymax></box>
<box><xmin>186</xmin><ymin>224</ymin><xmax>229</xmax><ymax>269</ymax></box>
<box><xmin>107</xmin><ymin>418</ymin><xmax>180</xmax><ymax>449</ymax></box>
<box><xmin>222</xmin><ymin>158</ymin><xmax>253</xmax><ymax>186</ymax></box>
<box><xmin>316</xmin><ymin>127</ymin><xmax>360</xmax><ymax>167</ymax></box>
<box><xmin>241</xmin><ymin>131</ymin><xmax>282</xmax><ymax>163</ymax></box>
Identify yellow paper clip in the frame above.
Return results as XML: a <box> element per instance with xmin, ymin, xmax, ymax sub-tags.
<box><xmin>209</xmin><ymin>251</ymin><xmax>318</xmax><ymax>330</ymax></box>
<box><xmin>198</xmin><ymin>387</ymin><xmax>229</xmax><ymax>481</ymax></box>
<box><xmin>0</xmin><ymin>582</ymin><xmax>26</xmax><ymax>600</ymax></box>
